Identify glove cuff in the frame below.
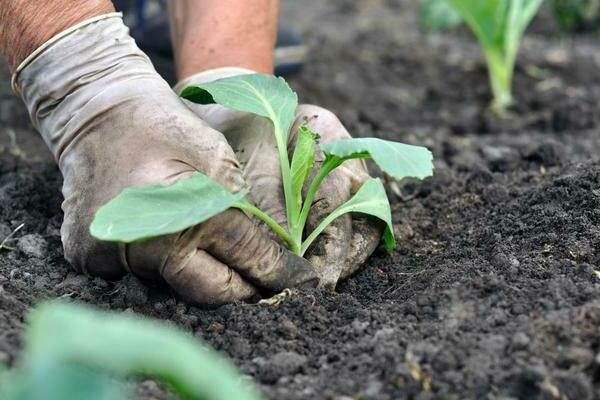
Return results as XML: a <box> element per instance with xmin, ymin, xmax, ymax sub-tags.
<box><xmin>11</xmin><ymin>12</ymin><xmax>124</xmax><ymax>95</ymax></box>
<box><xmin>173</xmin><ymin>67</ymin><xmax>256</xmax><ymax>95</ymax></box>
<box><xmin>13</xmin><ymin>14</ymin><xmax>159</xmax><ymax>161</ymax></box>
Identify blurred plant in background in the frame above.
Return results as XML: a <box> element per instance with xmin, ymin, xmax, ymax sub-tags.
<box><xmin>553</xmin><ymin>0</ymin><xmax>600</xmax><ymax>32</ymax></box>
<box><xmin>0</xmin><ymin>302</ymin><xmax>263</xmax><ymax>400</ymax></box>
<box><xmin>419</xmin><ymin>0</ymin><xmax>544</xmax><ymax>115</ymax></box>
<box><xmin>419</xmin><ymin>0</ymin><xmax>464</xmax><ymax>32</ymax></box>
<box><xmin>449</xmin><ymin>0</ymin><xmax>544</xmax><ymax>114</ymax></box>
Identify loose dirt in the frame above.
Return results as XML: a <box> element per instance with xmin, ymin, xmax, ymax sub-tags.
<box><xmin>1</xmin><ymin>1</ymin><xmax>599</xmax><ymax>399</ymax></box>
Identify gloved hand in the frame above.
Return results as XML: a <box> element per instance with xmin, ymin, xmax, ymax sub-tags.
<box><xmin>176</xmin><ymin>69</ymin><xmax>384</xmax><ymax>289</ymax></box>
<box><xmin>13</xmin><ymin>15</ymin><xmax>318</xmax><ymax>304</ymax></box>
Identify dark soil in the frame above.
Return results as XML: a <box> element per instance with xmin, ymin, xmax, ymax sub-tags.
<box><xmin>2</xmin><ymin>1</ymin><xmax>600</xmax><ymax>399</ymax></box>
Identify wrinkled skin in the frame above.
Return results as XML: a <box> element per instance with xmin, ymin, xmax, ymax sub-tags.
<box><xmin>179</xmin><ymin>72</ymin><xmax>384</xmax><ymax>289</ymax></box>
<box><xmin>15</xmin><ymin>17</ymin><xmax>318</xmax><ymax>305</ymax></box>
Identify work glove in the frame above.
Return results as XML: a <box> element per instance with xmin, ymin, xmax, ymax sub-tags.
<box><xmin>12</xmin><ymin>15</ymin><xmax>318</xmax><ymax>304</ymax></box>
<box><xmin>176</xmin><ymin>69</ymin><xmax>384</xmax><ymax>289</ymax></box>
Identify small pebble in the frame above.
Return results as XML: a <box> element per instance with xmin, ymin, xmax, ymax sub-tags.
<box><xmin>57</xmin><ymin>273</ymin><xmax>90</xmax><ymax>290</ymax></box>
<box><xmin>268</xmin><ymin>351</ymin><xmax>307</xmax><ymax>376</ymax></box>
<box><xmin>17</xmin><ymin>234</ymin><xmax>47</xmax><ymax>258</ymax></box>
<box><xmin>560</xmin><ymin>347</ymin><xmax>595</xmax><ymax>368</ymax></box>
<box><xmin>512</xmin><ymin>332</ymin><xmax>530</xmax><ymax>350</ymax></box>
<box><xmin>207</xmin><ymin>321</ymin><xmax>225</xmax><ymax>335</ymax></box>
<box><xmin>279</xmin><ymin>318</ymin><xmax>299</xmax><ymax>339</ymax></box>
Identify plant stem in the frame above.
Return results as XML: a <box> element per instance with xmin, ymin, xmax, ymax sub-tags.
<box><xmin>234</xmin><ymin>200</ymin><xmax>300</xmax><ymax>254</ymax></box>
<box><xmin>300</xmin><ymin>209</ymin><xmax>342</xmax><ymax>256</ymax></box>
<box><xmin>293</xmin><ymin>158</ymin><xmax>341</xmax><ymax>245</ymax></box>
<box><xmin>485</xmin><ymin>49</ymin><xmax>513</xmax><ymax>115</ymax></box>
<box><xmin>273</xmin><ymin>121</ymin><xmax>296</xmax><ymax>230</ymax></box>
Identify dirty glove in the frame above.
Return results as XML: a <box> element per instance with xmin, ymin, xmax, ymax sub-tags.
<box><xmin>13</xmin><ymin>15</ymin><xmax>318</xmax><ymax>304</ymax></box>
<box><xmin>176</xmin><ymin>69</ymin><xmax>384</xmax><ymax>289</ymax></box>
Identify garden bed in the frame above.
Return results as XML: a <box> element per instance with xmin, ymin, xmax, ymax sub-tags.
<box><xmin>1</xmin><ymin>1</ymin><xmax>600</xmax><ymax>399</ymax></box>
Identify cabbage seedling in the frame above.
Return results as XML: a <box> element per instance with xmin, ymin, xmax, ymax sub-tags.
<box><xmin>448</xmin><ymin>0</ymin><xmax>544</xmax><ymax>113</ymax></box>
<box><xmin>90</xmin><ymin>74</ymin><xmax>433</xmax><ymax>256</ymax></box>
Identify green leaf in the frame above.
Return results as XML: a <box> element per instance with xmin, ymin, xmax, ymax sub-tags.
<box><xmin>23</xmin><ymin>302</ymin><xmax>263</xmax><ymax>400</ymax></box>
<box><xmin>321</xmin><ymin>138</ymin><xmax>434</xmax><ymax>180</ymax></box>
<box><xmin>301</xmin><ymin>178</ymin><xmax>395</xmax><ymax>255</ymax></box>
<box><xmin>181</xmin><ymin>74</ymin><xmax>298</xmax><ymax>146</ymax></box>
<box><xmin>419</xmin><ymin>0</ymin><xmax>464</xmax><ymax>31</ymax></box>
<box><xmin>449</xmin><ymin>0</ymin><xmax>507</xmax><ymax>49</ymax></box>
<box><xmin>448</xmin><ymin>0</ymin><xmax>542</xmax><ymax>50</ymax></box>
<box><xmin>181</xmin><ymin>73</ymin><xmax>299</xmax><ymax>227</ymax></box>
<box><xmin>290</xmin><ymin>126</ymin><xmax>317</xmax><ymax>214</ymax></box>
<box><xmin>90</xmin><ymin>173</ymin><xmax>247</xmax><ymax>243</ymax></box>
<box><xmin>2</xmin><ymin>363</ymin><xmax>129</xmax><ymax>400</ymax></box>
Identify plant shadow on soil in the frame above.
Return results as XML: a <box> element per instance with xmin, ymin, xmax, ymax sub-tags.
<box><xmin>2</xmin><ymin>1</ymin><xmax>600</xmax><ymax>399</ymax></box>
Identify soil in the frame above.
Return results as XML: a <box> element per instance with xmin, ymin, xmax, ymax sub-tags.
<box><xmin>1</xmin><ymin>1</ymin><xmax>600</xmax><ymax>399</ymax></box>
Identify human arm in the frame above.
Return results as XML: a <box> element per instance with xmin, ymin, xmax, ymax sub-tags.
<box><xmin>3</xmin><ymin>4</ymin><xmax>317</xmax><ymax>304</ymax></box>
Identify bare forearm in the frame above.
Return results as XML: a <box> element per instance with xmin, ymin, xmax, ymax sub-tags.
<box><xmin>169</xmin><ymin>0</ymin><xmax>278</xmax><ymax>79</ymax></box>
<box><xmin>0</xmin><ymin>0</ymin><xmax>114</xmax><ymax>72</ymax></box>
